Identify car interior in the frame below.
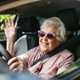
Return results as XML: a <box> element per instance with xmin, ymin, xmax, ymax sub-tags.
<box><xmin>0</xmin><ymin>0</ymin><xmax>80</xmax><ymax>80</ymax></box>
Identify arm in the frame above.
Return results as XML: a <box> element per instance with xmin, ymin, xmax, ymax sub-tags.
<box><xmin>50</xmin><ymin>51</ymin><xmax>74</xmax><ymax>78</ymax></box>
<box><xmin>39</xmin><ymin>50</ymin><xmax>74</xmax><ymax>80</ymax></box>
<box><xmin>8</xmin><ymin>47</ymin><xmax>39</xmax><ymax>72</ymax></box>
<box><xmin>57</xmin><ymin>53</ymin><xmax>74</xmax><ymax>75</ymax></box>
<box><xmin>4</xmin><ymin>19</ymin><xmax>17</xmax><ymax>57</ymax></box>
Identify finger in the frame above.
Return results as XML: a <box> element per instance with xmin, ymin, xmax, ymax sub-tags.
<box><xmin>4</xmin><ymin>20</ymin><xmax>7</xmax><ymax>30</ymax></box>
<box><xmin>10</xmin><ymin>18</ymin><xmax>15</xmax><ymax>27</ymax></box>
<box><xmin>5</xmin><ymin>19</ymin><xmax>11</xmax><ymax>28</ymax></box>
<box><xmin>8</xmin><ymin>57</ymin><xmax>18</xmax><ymax>66</ymax></box>
<box><xmin>12</xmin><ymin>68</ymin><xmax>18</xmax><ymax>72</ymax></box>
<box><xmin>6</xmin><ymin>19</ymin><xmax>11</xmax><ymax>28</ymax></box>
<box><xmin>9</xmin><ymin>61</ymin><xmax>19</xmax><ymax>70</ymax></box>
<box><xmin>4</xmin><ymin>20</ymin><xmax>8</xmax><ymax>28</ymax></box>
<box><xmin>14</xmin><ymin>16</ymin><xmax>19</xmax><ymax>28</ymax></box>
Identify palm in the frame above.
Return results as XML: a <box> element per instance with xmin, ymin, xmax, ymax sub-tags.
<box><xmin>4</xmin><ymin>19</ymin><xmax>16</xmax><ymax>40</ymax></box>
<box><xmin>4</xmin><ymin>27</ymin><xmax>16</xmax><ymax>39</ymax></box>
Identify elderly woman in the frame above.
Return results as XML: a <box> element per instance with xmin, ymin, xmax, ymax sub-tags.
<box><xmin>4</xmin><ymin>17</ymin><xmax>74</xmax><ymax>79</ymax></box>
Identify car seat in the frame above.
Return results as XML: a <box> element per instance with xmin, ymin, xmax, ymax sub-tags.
<box><xmin>65</xmin><ymin>30</ymin><xmax>80</xmax><ymax>61</ymax></box>
<box><xmin>14</xmin><ymin>16</ymin><xmax>40</xmax><ymax>56</ymax></box>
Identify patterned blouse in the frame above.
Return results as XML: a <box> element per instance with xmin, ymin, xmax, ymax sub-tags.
<box><xmin>18</xmin><ymin>46</ymin><xmax>74</xmax><ymax>80</ymax></box>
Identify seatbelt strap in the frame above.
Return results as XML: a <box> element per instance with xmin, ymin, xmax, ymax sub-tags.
<box><xmin>31</xmin><ymin>43</ymin><xmax>65</xmax><ymax>66</ymax></box>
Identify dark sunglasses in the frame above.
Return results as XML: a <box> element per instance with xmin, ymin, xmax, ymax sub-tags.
<box><xmin>38</xmin><ymin>30</ymin><xmax>56</xmax><ymax>39</ymax></box>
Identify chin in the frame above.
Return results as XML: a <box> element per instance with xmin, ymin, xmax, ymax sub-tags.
<box><xmin>39</xmin><ymin>45</ymin><xmax>50</xmax><ymax>52</ymax></box>
<box><xmin>40</xmin><ymin>47</ymin><xmax>48</xmax><ymax>53</ymax></box>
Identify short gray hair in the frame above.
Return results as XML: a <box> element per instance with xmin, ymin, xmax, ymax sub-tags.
<box><xmin>40</xmin><ymin>17</ymin><xmax>66</xmax><ymax>42</ymax></box>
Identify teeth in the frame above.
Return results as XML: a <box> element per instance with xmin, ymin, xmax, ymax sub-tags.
<box><xmin>40</xmin><ymin>41</ymin><xmax>48</xmax><ymax>46</ymax></box>
<box><xmin>42</xmin><ymin>43</ymin><xmax>48</xmax><ymax>46</ymax></box>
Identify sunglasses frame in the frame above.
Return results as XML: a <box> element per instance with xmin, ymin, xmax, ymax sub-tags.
<box><xmin>38</xmin><ymin>30</ymin><xmax>56</xmax><ymax>39</ymax></box>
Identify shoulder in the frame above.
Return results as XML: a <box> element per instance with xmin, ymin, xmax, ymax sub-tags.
<box><xmin>57</xmin><ymin>49</ymin><xmax>74</xmax><ymax>62</ymax></box>
<box><xmin>59</xmin><ymin>49</ymin><xmax>74</xmax><ymax>58</ymax></box>
<box><xmin>22</xmin><ymin>46</ymin><xmax>40</xmax><ymax>58</ymax></box>
<box><xmin>49</xmin><ymin>49</ymin><xmax>74</xmax><ymax>63</ymax></box>
<box><xmin>26</xmin><ymin>46</ymin><xmax>40</xmax><ymax>54</ymax></box>
<box><xmin>17</xmin><ymin>46</ymin><xmax>40</xmax><ymax>60</ymax></box>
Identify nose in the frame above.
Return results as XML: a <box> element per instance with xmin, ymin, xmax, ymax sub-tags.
<box><xmin>42</xmin><ymin>35</ymin><xmax>48</xmax><ymax>41</ymax></box>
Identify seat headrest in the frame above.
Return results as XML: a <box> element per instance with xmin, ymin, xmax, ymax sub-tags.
<box><xmin>18</xmin><ymin>16</ymin><xmax>40</xmax><ymax>32</ymax></box>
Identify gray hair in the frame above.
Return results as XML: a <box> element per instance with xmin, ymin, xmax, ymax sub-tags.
<box><xmin>40</xmin><ymin>17</ymin><xmax>66</xmax><ymax>42</ymax></box>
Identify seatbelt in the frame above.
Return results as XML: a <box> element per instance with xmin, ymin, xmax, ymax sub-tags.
<box><xmin>31</xmin><ymin>43</ymin><xmax>65</xmax><ymax>66</ymax></box>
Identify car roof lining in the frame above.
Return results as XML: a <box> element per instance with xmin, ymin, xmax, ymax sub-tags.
<box><xmin>0</xmin><ymin>0</ymin><xmax>80</xmax><ymax>17</ymax></box>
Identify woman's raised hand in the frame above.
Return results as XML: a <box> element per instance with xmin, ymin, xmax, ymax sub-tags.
<box><xmin>4</xmin><ymin>18</ymin><xmax>17</xmax><ymax>41</ymax></box>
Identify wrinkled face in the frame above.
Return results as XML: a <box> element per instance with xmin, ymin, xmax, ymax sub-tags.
<box><xmin>38</xmin><ymin>25</ymin><xmax>61</xmax><ymax>53</ymax></box>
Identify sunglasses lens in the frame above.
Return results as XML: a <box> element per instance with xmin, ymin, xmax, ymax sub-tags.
<box><xmin>47</xmin><ymin>34</ymin><xmax>54</xmax><ymax>39</ymax></box>
<box><xmin>38</xmin><ymin>31</ymin><xmax>45</xmax><ymax>37</ymax></box>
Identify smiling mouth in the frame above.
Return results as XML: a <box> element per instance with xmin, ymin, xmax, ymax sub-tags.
<box><xmin>41</xmin><ymin>43</ymin><xmax>49</xmax><ymax>46</ymax></box>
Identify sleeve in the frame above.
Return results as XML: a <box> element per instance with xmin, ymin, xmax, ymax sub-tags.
<box><xmin>39</xmin><ymin>50</ymin><xmax>74</xmax><ymax>80</ymax></box>
<box><xmin>56</xmin><ymin>50</ymin><xmax>74</xmax><ymax>75</ymax></box>
<box><xmin>17</xmin><ymin>46</ymin><xmax>39</xmax><ymax>69</ymax></box>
